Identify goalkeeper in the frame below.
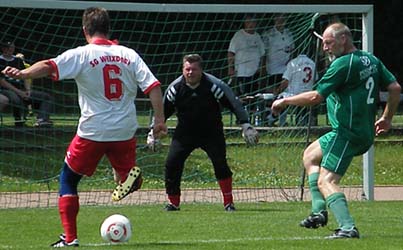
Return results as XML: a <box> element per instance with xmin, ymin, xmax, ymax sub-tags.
<box><xmin>148</xmin><ymin>54</ymin><xmax>258</xmax><ymax>212</ymax></box>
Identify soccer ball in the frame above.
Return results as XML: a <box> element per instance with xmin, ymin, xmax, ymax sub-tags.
<box><xmin>100</xmin><ymin>214</ymin><xmax>132</xmax><ymax>243</ymax></box>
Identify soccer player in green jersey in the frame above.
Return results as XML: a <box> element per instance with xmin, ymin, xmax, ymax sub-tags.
<box><xmin>272</xmin><ymin>22</ymin><xmax>401</xmax><ymax>239</ymax></box>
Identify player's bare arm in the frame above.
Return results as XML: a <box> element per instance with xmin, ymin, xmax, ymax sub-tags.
<box><xmin>148</xmin><ymin>85</ymin><xmax>167</xmax><ymax>139</ymax></box>
<box><xmin>271</xmin><ymin>90</ymin><xmax>323</xmax><ymax>115</ymax></box>
<box><xmin>2</xmin><ymin>60</ymin><xmax>52</xmax><ymax>80</ymax></box>
<box><xmin>375</xmin><ymin>81</ymin><xmax>401</xmax><ymax>136</ymax></box>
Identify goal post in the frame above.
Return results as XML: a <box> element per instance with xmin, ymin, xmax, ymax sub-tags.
<box><xmin>0</xmin><ymin>1</ymin><xmax>374</xmax><ymax>208</ymax></box>
<box><xmin>361</xmin><ymin>5</ymin><xmax>375</xmax><ymax>201</ymax></box>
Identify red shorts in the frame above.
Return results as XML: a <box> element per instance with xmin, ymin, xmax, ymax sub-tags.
<box><xmin>65</xmin><ymin>135</ymin><xmax>136</xmax><ymax>180</ymax></box>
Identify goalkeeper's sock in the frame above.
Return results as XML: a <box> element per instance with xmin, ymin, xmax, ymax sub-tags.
<box><xmin>59</xmin><ymin>195</ymin><xmax>79</xmax><ymax>243</ymax></box>
<box><xmin>168</xmin><ymin>194</ymin><xmax>180</xmax><ymax>207</ymax></box>
<box><xmin>308</xmin><ymin>172</ymin><xmax>326</xmax><ymax>213</ymax></box>
<box><xmin>218</xmin><ymin>177</ymin><xmax>233</xmax><ymax>206</ymax></box>
<box><xmin>326</xmin><ymin>192</ymin><xmax>355</xmax><ymax>231</ymax></box>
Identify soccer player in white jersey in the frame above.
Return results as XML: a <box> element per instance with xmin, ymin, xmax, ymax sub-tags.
<box><xmin>273</xmin><ymin>54</ymin><xmax>316</xmax><ymax>126</ymax></box>
<box><xmin>2</xmin><ymin>7</ymin><xmax>167</xmax><ymax>248</ymax></box>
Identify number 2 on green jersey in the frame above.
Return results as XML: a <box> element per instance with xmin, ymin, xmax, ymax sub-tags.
<box><xmin>365</xmin><ymin>76</ymin><xmax>374</xmax><ymax>104</ymax></box>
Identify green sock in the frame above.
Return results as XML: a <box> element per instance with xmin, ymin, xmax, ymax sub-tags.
<box><xmin>308</xmin><ymin>173</ymin><xmax>326</xmax><ymax>214</ymax></box>
<box><xmin>326</xmin><ymin>192</ymin><xmax>355</xmax><ymax>230</ymax></box>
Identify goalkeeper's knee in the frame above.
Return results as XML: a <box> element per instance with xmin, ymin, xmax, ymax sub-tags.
<box><xmin>59</xmin><ymin>162</ymin><xmax>82</xmax><ymax>196</ymax></box>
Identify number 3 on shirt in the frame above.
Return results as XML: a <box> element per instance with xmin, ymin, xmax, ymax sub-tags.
<box><xmin>303</xmin><ymin>66</ymin><xmax>313</xmax><ymax>83</ymax></box>
<box><xmin>103</xmin><ymin>64</ymin><xmax>123</xmax><ymax>101</ymax></box>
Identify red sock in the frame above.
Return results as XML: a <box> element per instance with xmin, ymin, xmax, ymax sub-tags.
<box><xmin>168</xmin><ymin>194</ymin><xmax>180</xmax><ymax>207</ymax></box>
<box><xmin>218</xmin><ymin>177</ymin><xmax>233</xmax><ymax>206</ymax></box>
<box><xmin>59</xmin><ymin>196</ymin><xmax>79</xmax><ymax>242</ymax></box>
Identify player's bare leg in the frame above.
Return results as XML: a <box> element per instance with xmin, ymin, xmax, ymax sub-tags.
<box><xmin>300</xmin><ymin>140</ymin><xmax>328</xmax><ymax>228</ymax></box>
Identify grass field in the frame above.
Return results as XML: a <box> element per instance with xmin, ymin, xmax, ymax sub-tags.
<box><xmin>1</xmin><ymin>135</ymin><xmax>403</xmax><ymax>193</ymax></box>
<box><xmin>1</xmin><ymin>201</ymin><xmax>403</xmax><ymax>250</ymax></box>
<box><xmin>1</xmin><ymin>111</ymin><xmax>403</xmax><ymax>249</ymax></box>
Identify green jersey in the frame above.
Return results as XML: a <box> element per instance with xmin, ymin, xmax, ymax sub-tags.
<box><xmin>316</xmin><ymin>50</ymin><xmax>396</xmax><ymax>146</ymax></box>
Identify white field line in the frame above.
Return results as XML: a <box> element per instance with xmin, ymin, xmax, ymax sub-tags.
<box><xmin>0</xmin><ymin>235</ymin><xmax>328</xmax><ymax>248</ymax></box>
<box><xmin>83</xmin><ymin>235</ymin><xmax>324</xmax><ymax>247</ymax></box>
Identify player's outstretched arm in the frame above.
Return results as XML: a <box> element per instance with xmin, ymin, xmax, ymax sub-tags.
<box><xmin>2</xmin><ymin>60</ymin><xmax>52</xmax><ymax>80</ymax></box>
<box><xmin>213</xmin><ymin>80</ymin><xmax>258</xmax><ymax>146</ymax></box>
<box><xmin>271</xmin><ymin>90</ymin><xmax>323</xmax><ymax>115</ymax></box>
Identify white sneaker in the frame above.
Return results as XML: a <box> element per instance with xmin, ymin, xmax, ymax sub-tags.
<box><xmin>50</xmin><ymin>238</ymin><xmax>79</xmax><ymax>248</ymax></box>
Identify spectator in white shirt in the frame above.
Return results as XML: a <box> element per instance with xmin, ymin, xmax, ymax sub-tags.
<box><xmin>262</xmin><ymin>14</ymin><xmax>294</xmax><ymax>93</ymax></box>
<box><xmin>228</xmin><ymin>14</ymin><xmax>266</xmax><ymax>97</ymax></box>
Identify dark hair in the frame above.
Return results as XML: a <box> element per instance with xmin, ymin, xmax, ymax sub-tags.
<box><xmin>82</xmin><ymin>7</ymin><xmax>110</xmax><ymax>37</ymax></box>
<box><xmin>183</xmin><ymin>54</ymin><xmax>203</xmax><ymax>68</ymax></box>
<box><xmin>1</xmin><ymin>41</ymin><xmax>14</xmax><ymax>48</ymax></box>
<box><xmin>244</xmin><ymin>14</ymin><xmax>256</xmax><ymax>22</ymax></box>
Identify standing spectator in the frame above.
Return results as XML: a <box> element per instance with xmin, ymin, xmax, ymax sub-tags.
<box><xmin>262</xmin><ymin>14</ymin><xmax>295</xmax><ymax>92</ymax></box>
<box><xmin>271</xmin><ymin>23</ymin><xmax>401</xmax><ymax>239</ymax></box>
<box><xmin>228</xmin><ymin>14</ymin><xmax>266</xmax><ymax>97</ymax></box>
<box><xmin>0</xmin><ymin>41</ymin><xmax>53</xmax><ymax>127</ymax></box>
<box><xmin>2</xmin><ymin>7</ymin><xmax>167</xmax><ymax>247</ymax></box>
<box><xmin>147</xmin><ymin>54</ymin><xmax>258</xmax><ymax>212</ymax></box>
<box><xmin>268</xmin><ymin>54</ymin><xmax>316</xmax><ymax>126</ymax></box>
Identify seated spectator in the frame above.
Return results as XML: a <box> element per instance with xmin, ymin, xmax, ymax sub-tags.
<box><xmin>0</xmin><ymin>41</ymin><xmax>53</xmax><ymax>127</ymax></box>
<box><xmin>268</xmin><ymin>54</ymin><xmax>316</xmax><ymax>126</ymax></box>
<box><xmin>0</xmin><ymin>90</ymin><xmax>9</xmax><ymax>112</ymax></box>
<box><xmin>15</xmin><ymin>53</ymin><xmax>34</xmax><ymax>118</ymax></box>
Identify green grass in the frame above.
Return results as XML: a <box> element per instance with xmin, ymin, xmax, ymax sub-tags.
<box><xmin>1</xmin><ymin>128</ymin><xmax>403</xmax><ymax>193</ymax></box>
<box><xmin>1</xmin><ymin>202</ymin><xmax>403</xmax><ymax>249</ymax></box>
<box><xmin>1</xmin><ymin>111</ymin><xmax>403</xmax><ymax>249</ymax></box>
<box><xmin>1</xmin><ymin>111</ymin><xmax>403</xmax><ymax>200</ymax></box>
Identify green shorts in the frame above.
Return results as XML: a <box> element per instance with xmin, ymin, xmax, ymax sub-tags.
<box><xmin>319</xmin><ymin>131</ymin><xmax>371</xmax><ymax>176</ymax></box>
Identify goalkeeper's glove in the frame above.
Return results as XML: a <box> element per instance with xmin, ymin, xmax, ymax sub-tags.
<box><xmin>146</xmin><ymin>129</ymin><xmax>161</xmax><ymax>152</ymax></box>
<box><xmin>241</xmin><ymin>123</ymin><xmax>258</xmax><ymax>146</ymax></box>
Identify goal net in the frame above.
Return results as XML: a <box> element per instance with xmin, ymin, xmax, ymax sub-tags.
<box><xmin>0</xmin><ymin>1</ymin><xmax>373</xmax><ymax>208</ymax></box>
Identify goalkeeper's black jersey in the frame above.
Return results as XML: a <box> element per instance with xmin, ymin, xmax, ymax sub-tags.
<box><xmin>164</xmin><ymin>72</ymin><xmax>249</xmax><ymax>139</ymax></box>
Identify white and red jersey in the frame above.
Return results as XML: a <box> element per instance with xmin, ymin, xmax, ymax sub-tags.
<box><xmin>49</xmin><ymin>39</ymin><xmax>160</xmax><ymax>141</ymax></box>
<box><xmin>281</xmin><ymin>54</ymin><xmax>316</xmax><ymax>96</ymax></box>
